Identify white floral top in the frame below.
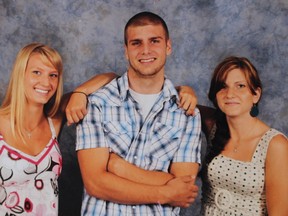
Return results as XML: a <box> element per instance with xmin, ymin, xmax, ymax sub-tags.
<box><xmin>0</xmin><ymin>118</ymin><xmax>62</xmax><ymax>215</ymax></box>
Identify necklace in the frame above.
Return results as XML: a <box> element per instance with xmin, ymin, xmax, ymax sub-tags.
<box><xmin>24</xmin><ymin>119</ymin><xmax>44</xmax><ymax>139</ymax></box>
<box><xmin>25</xmin><ymin>128</ymin><xmax>37</xmax><ymax>139</ymax></box>
<box><xmin>233</xmin><ymin>146</ymin><xmax>240</xmax><ymax>153</ymax></box>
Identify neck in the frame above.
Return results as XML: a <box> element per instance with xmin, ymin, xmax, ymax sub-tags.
<box><xmin>24</xmin><ymin>105</ymin><xmax>46</xmax><ymax>131</ymax></box>
<box><xmin>227</xmin><ymin>116</ymin><xmax>259</xmax><ymax>140</ymax></box>
<box><xmin>127</xmin><ymin>70</ymin><xmax>164</xmax><ymax>94</ymax></box>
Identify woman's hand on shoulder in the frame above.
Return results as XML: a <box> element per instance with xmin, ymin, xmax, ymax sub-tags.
<box><xmin>65</xmin><ymin>91</ymin><xmax>88</xmax><ymax>126</ymax></box>
<box><xmin>176</xmin><ymin>85</ymin><xmax>197</xmax><ymax>116</ymax></box>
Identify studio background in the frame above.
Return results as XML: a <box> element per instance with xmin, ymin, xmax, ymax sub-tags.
<box><xmin>0</xmin><ymin>1</ymin><xmax>287</xmax><ymax>215</ymax></box>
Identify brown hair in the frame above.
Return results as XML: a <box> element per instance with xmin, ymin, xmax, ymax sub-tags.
<box><xmin>208</xmin><ymin>56</ymin><xmax>262</xmax><ymax>108</ymax></box>
<box><xmin>124</xmin><ymin>11</ymin><xmax>169</xmax><ymax>45</ymax></box>
<box><xmin>205</xmin><ymin>56</ymin><xmax>262</xmax><ymax>164</ymax></box>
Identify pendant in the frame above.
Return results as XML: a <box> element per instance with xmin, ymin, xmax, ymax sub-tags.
<box><xmin>27</xmin><ymin>132</ymin><xmax>32</xmax><ymax>139</ymax></box>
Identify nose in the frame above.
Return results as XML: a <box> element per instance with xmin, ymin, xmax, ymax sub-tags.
<box><xmin>142</xmin><ymin>43</ymin><xmax>151</xmax><ymax>55</ymax></box>
<box><xmin>225</xmin><ymin>87</ymin><xmax>235</xmax><ymax>98</ymax></box>
<box><xmin>40</xmin><ymin>74</ymin><xmax>50</xmax><ymax>86</ymax></box>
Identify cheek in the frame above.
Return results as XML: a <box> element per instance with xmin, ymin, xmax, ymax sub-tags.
<box><xmin>125</xmin><ymin>47</ymin><xmax>137</xmax><ymax>58</ymax></box>
<box><xmin>243</xmin><ymin>93</ymin><xmax>254</xmax><ymax>103</ymax></box>
<box><xmin>131</xmin><ymin>50</ymin><xmax>140</xmax><ymax>59</ymax></box>
<box><xmin>24</xmin><ymin>74</ymin><xmax>32</xmax><ymax>85</ymax></box>
<box><xmin>215</xmin><ymin>93</ymin><xmax>225</xmax><ymax>109</ymax></box>
<box><xmin>215</xmin><ymin>93</ymin><xmax>222</xmax><ymax>103</ymax></box>
<box><xmin>24</xmin><ymin>76</ymin><xmax>36</xmax><ymax>92</ymax></box>
<box><xmin>51</xmin><ymin>79</ymin><xmax>59</xmax><ymax>91</ymax></box>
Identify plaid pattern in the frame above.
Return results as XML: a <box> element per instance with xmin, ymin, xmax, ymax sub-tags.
<box><xmin>76</xmin><ymin>72</ymin><xmax>202</xmax><ymax>216</ymax></box>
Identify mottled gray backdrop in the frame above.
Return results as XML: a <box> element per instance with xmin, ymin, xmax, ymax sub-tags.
<box><xmin>0</xmin><ymin>0</ymin><xmax>287</xmax><ymax>215</ymax></box>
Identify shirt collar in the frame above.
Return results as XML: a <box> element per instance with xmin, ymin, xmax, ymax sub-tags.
<box><xmin>118</xmin><ymin>72</ymin><xmax>179</xmax><ymax>102</ymax></box>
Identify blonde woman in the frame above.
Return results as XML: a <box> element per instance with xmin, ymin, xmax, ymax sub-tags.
<box><xmin>0</xmin><ymin>43</ymin><xmax>117</xmax><ymax>215</ymax></box>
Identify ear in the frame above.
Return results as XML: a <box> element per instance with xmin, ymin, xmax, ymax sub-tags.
<box><xmin>166</xmin><ymin>39</ymin><xmax>172</xmax><ymax>56</ymax></box>
<box><xmin>124</xmin><ymin>45</ymin><xmax>129</xmax><ymax>60</ymax></box>
<box><xmin>253</xmin><ymin>87</ymin><xmax>262</xmax><ymax>103</ymax></box>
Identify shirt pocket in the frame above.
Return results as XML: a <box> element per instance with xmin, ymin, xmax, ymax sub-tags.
<box><xmin>147</xmin><ymin>122</ymin><xmax>181</xmax><ymax>171</ymax></box>
<box><xmin>103</xmin><ymin>121</ymin><xmax>133</xmax><ymax>155</ymax></box>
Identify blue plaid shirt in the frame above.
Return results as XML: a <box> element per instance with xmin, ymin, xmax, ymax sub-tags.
<box><xmin>76</xmin><ymin>72</ymin><xmax>202</xmax><ymax>216</ymax></box>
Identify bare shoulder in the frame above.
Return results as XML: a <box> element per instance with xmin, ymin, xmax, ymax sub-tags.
<box><xmin>267</xmin><ymin>133</ymin><xmax>288</xmax><ymax>156</ymax></box>
<box><xmin>0</xmin><ymin>114</ymin><xmax>4</xmax><ymax>124</ymax></box>
<box><xmin>0</xmin><ymin>113</ymin><xmax>8</xmax><ymax>121</ymax></box>
<box><xmin>50</xmin><ymin>116</ymin><xmax>63</xmax><ymax>136</ymax></box>
<box><xmin>0</xmin><ymin>114</ymin><xmax>10</xmax><ymax>133</ymax></box>
<box><xmin>0</xmin><ymin>115</ymin><xmax>4</xmax><ymax>134</ymax></box>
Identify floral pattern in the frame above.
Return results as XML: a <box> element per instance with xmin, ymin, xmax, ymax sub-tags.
<box><xmin>0</xmin><ymin>121</ymin><xmax>62</xmax><ymax>215</ymax></box>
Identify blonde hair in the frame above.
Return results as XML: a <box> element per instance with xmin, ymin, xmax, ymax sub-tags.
<box><xmin>0</xmin><ymin>42</ymin><xmax>63</xmax><ymax>141</ymax></box>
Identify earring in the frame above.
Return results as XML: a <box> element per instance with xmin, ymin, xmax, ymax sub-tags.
<box><xmin>250</xmin><ymin>103</ymin><xmax>259</xmax><ymax>117</ymax></box>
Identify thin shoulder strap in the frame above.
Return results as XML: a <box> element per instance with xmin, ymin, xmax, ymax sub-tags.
<box><xmin>47</xmin><ymin>117</ymin><xmax>56</xmax><ymax>138</ymax></box>
<box><xmin>252</xmin><ymin>129</ymin><xmax>282</xmax><ymax>163</ymax></box>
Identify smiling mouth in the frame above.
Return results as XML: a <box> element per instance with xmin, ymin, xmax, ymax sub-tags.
<box><xmin>225</xmin><ymin>103</ymin><xmax>239</xmax><ymax>106</ymax></box>
<box><xmin>35</xmin><ymin>88</ymin><xmax>49</xmax><ymax>94</ymax></box>
<box><xmin>139</xmin><ymin>58</ymin><xmax>156</xmax><ymax>63</ymax></box>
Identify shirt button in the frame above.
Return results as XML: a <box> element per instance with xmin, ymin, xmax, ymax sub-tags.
<box><xmin>134</xmin><ymin>156</ymin><xmax>137</xmax><ymax>159</ymax></box>
<box><xmin>132</xmin><ymin>206</ymin><xmax>136</xmax><ymax>209</ymax></box>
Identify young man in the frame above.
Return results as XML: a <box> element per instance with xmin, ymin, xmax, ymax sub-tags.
<box><xmin>76</xmin><ymin>11</ymin><xmax>202</xmax><ymax>216</ymax></box>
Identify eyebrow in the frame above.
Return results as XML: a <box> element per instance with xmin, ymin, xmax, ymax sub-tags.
<box><xmin>150</xmin><ymin>36</ymin><xmax>163</xmax><ymax>40</ymax></box>
<box><xmin>224</xmin><ymin>80</ymin><xmax>247</xmax><ymax>86</ymax></box>
<box><xmin>234</xmin><ymin>80</ymin><xmax>247</xmax><ymax>83</ymax></box>
<box><xmin>129</xmin><ymin>36</ymin><xmax>164</xmax><ymax>43</ymax></box>
<box><xmin>29</xmin><ymin>66</ymin><xmax>58</xmax><ymax>73</ymax></box>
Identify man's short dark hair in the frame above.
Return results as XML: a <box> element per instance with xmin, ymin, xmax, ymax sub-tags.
<box><xmin>124</xmin><ymin>11</ymin><xmax>170</xmax><ymax>45</ymax></box>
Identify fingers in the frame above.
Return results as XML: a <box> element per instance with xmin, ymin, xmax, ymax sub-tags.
<box><xmin>184</xmin><ymin>104</ymin><xmax>195</xmax><ymax>116</ymax></box>
<box><xmin>66</xmin><ymin>108</ymin><xmax>87</xmax><ymax>126</ymax></box>
<box><xmin>178</xmin><ymin>196</ymin><xmax>196</xmax><ymax>208</ymax></box>
<box><xmin>165</xmin><ymin>175</ymin><xmax>199</xmax><ymax>208</ymax></box>
<box><xmin>178</xmin><ymin>94</ymin><xmax>197</xmax><ymax>116</ymax></box>
<box><xmin>65</xmin><ymin>93</ymin><xmax>88</xmax><ymax>126</ymax></box>
<box><xmin>190</xmin><ymin>184</ymin><xmax>199</xmax><ymax>198</ymax></box>
<box><xmin>180</xmin><ymin>175</ymin><xmax>196</xmax><ymax>183</ymax></box>
<box><xmin>170</xmin><ymin>194</ymin><xmax>197</xmax><ymax>208</ymax></box>
<box><xmin>177</xmin><ymin>85</ymin><xmax>198</xmax><ymax>116</ymax></box>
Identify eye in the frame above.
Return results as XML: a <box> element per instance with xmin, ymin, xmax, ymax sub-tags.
<box><xmin>32</xmin><ymin>70</ymin><xmax>41</xmax><ymax>75</ymax></box>
<box><xmin>131</xmin><ymin>40</ymin><xmax>141</xmax><ymax>46</ymax></box>
<box><xmin>50</xmin><ymin>73</ymin><xmax>59</xmax><ymax>78</ymax></box>
<box><xmin>237</xmin><ymin>83</ymin><xmax>246</xmax><ymax>89</ymax></box>
<box><xmin>151</xmin><ymin>39</ymin><xmax>160</xmax><ymax>44</ymax></box>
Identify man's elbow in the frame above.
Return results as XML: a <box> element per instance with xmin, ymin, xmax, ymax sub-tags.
<box><xmin>82</xmin><ymin>174</ymin><xmax>111</xmax><ymax>200</ymax></box>
<box><xmin>83</xmin><ymin>179</ymin><xmax>102</xmax><ymax>198</ymax></box>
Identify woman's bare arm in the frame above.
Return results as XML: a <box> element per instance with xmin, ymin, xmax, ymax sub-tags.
<box><xmin>64</xmin><ymin>72</ymin><xmax>118</xmax><ymax>125</ymax></box>
<box><xmin>266</xmin><ymin>134</ymin><xmax>288</xmax><ymax>215</ymax></box>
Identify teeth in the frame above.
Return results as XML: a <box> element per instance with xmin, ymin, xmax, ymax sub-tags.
<box><xmin>35</xmin><ymin>89</ymin><xmax>49</xmax><ymax>94</ymax></box>
<box><xmin>140</xmin><ymin>58</ymin><xmax>155</xmax><ymax>63</ymax></box>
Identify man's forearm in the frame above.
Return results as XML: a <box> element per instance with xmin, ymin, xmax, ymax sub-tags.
<box><xmin>83</xmin><ymin>169</ymin><xmax>197</xmax><ymax>208</ymax></box>
<box><xmin>108</xmin><ymin>153</ymin><xmax>174</xmax><ymax>185</ymax></box>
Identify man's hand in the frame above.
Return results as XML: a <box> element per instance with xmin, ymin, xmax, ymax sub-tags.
<box><xmin>177</xmin><ymin>86</ymin><xmax>198</xmax><ymax>116</ymax></box>
<box><xmin>65</xmin><ymin>92</ymin><xmax>88</xmax><ymax>126</ymax></box>
<box><xmin>160</xmin><ymin>175</ymin><xmax>198</xmax><ymax>208</ymax></box>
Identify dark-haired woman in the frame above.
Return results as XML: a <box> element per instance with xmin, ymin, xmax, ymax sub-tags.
<box><xmin>201</xmin><ymin>56</ymin><xmax>288</xmax><ymax>215</ymax></box>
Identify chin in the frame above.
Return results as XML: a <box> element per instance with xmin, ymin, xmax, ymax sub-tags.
<box><xmin>222</xmin><ymin>110</ymin><xmax>239</xmax><ymax>116</ymax></box>
<box><xmin>36</xmin><ymin>97</ymin><xmax>51</xmax><ymax>105</ymax></box>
